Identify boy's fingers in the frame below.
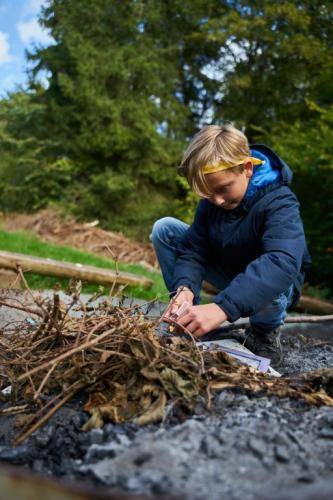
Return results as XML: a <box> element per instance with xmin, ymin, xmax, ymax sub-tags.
<box><xmin>177</xmin><ymin>302</ymin><xmax>192</xmax><ymax>315</ymax></box>
<box><xmin>163</xmin><ymin>305</ymin><xmax>179</xmax><ymax>320</ymax></box>
<box><xmin>180</xmin><ymin>320</ymin><xmax>196</xmax><ymax>333</ymax></box>
<box><xmin>167</xmin><ymin>302</ymin><xmax>191</xmax><ymax>320</ymax></box>
<box><xmin>162</xmin><ymin>301</ymin><xmax>179</xmax><ymax>319</ymax></box>
<box><xmin>176</xmin><ymin>311</ymin><xmax>192</xmax><ymax>326</ymax></box>
<box><xmin>193</xmin><ymin>327</ymin><xmax>205</xmax><ymax>338</ymax></box>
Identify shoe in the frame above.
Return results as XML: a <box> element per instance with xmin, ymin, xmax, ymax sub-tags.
<box><xmin>244</xmin><ymin>327</ymin><xmax>283</xmax><ymax>368</ymax></box>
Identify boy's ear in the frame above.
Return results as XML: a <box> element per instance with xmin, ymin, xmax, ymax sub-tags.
<box><xmin>244</xmin><ymin>161</ymin><xmax>254</xmax><ymax>178</ymax></box>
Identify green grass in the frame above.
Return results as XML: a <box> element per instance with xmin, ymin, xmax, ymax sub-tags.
<box><xmin>0</xmin><ymin>229</ymin><xmax>169</xmax><ymax>302</ymax></box>
<box><xmin>302</xmin><ymin>284</ymin><xmax>332</xmax><ymax>301</ymax></box>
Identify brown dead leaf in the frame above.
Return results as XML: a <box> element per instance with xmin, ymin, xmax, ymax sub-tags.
<box><xmin>142</xmin><ymin>382</ymin><xmax>161</xmax><ymax>396</ymax></box>
<box><xmin>135</xmin><ymin>391</ymin><xmax>167</xmax><ymax>426</ymax></box>
<box><xmin>209</xmin><ymin>381</ymin><xmax>238</xmax><ymax>391</ymax></box>
<box><xmin>99</xmin><ymin>350</ymin><xmax>114</xmax><ymax>363</ymax></box>
<box><xmin>13</xmin><ymin>413</ymin><xmax>35</xmax><ymax>428</ymax></box>
<box><xmin>141</xmin><ymin>366</ymin><xmax>161</xmax><ymax>381</ymax></box>
<box><xmin>299</xmin><ymin>389</ymin><xmax>333</xmax><ymax>406</ymax></box>
<box><xmin>110</xmin><ymin>382</ymin><xmax>127</xmax><ymax>408</ymax></box>
<box><xmin>128</xmin><ymin>339</ymin><xmax>147</xmax><ymax>359</ymax></box>
<box><xmin>82</xmin><ymin>407</ymin><xmax>104</xmax><ymax>431</ymax></box>
<box><xmin>139</xmin><ymin>394</ymin><xmax>152</xmax><ymax>411</ymax></box>
<box><xmin>160</xmin><ymin>367</ymin><xmax>198</xmax><ymax>401</ymax></box>
<box><xmin>99</xmin><ymin>404</ymin><xmax>123</xmax><ymax>424</ymax></box>
<box><xmin>84</xmin><ymin>392</ymin><xmax>108</xmax><ymax>411</ymax></box>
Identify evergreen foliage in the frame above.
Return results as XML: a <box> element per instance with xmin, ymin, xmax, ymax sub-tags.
<box><xmin>269</xmin><ymin>102</ymin><xmax>333</xmax><ymax>288</ymax></box>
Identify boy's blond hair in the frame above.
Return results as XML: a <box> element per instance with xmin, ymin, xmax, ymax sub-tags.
<box><xmin>178</xmin><ymin>124</ymin><xmax>250</xmax><ymax>198</ymax></box>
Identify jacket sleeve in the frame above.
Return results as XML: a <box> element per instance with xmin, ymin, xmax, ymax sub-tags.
<box><xmin>171</xmin><ymin>200</ymin><xmax>210</xmax><ymax>303</ymax></box>
<box><xmin>213</xmin><ymin>191</ymin><xmax>306</xmax><ymax>321</ymax></box>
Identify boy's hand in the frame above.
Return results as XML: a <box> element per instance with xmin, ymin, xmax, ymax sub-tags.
<box><xmin>163</xmin><ymin>287</ymin><xmax>194</xmax><ymax>320</ymax></box>
<box><xmin>175</xmin><ymin>303</ymin><xmax>228</xmax><ymax>337</ymax></box>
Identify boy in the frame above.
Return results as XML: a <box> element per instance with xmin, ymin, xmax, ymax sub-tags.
<box><xmin>150</xmin><ymin>124</ymin><xmax>311</xmax><ymax>367</ymax></box>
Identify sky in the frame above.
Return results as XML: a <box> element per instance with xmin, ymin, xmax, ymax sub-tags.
<box><xmin>0</xmin><ymin>0</ymin><xmax>53</xmax><ymax>96</ymax></box>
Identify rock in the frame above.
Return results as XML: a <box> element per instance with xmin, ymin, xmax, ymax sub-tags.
<box><xmin>116</xmin><ymin>433</ymin><xmax>131</xmax><ymax>446</ymax></box>
<box><xmin>34</xmin><ymin>426</ymin><xmax>53</xmax><ymax>448</ymax></box>
<box><xmin>215</xmin><ymin>391</ymin><xmax>235</xmax><ymax>409</ymax></box>
<box><xmin>0</xmin><ymin>445</ymin><xmax>30</xmax><ymax>464</ymax></box>
<box><xmin>322</xmin><ymin>413</ymin><xmax>333</xmax><ymax>427</ymax></box>
<box><xmin>72</xmin><ymin>413</ymin><xmax>86</xmax><ymax>430</ymax></box>
<box><xmin>85</xmin><ymin>442</ymin><xmax>119</xmax><ymax>462</ymax></box>
<box><xmin>170</xmin><ymin>419</ymin><xmax>205</xmax><ymax>441</ymax></box>
<box><xmin>181</xmin><ymin>440</ymin><xmax>195</xmax><ymax>453</ymax></box>
<box><xmin>201</xmin><ymin>435</ymin><xmax>224</xmax><ymax>458</ymax></box>
<box><xmin>104</xmin><ymin>423</ymin><xmax>117</xmax><ymax>439</ymax></box>
<box><xmin>80</xmin><ymin>458</ymin><xmax>115</xmax><ymax>484</ymax></box>
<box><xmin>234</xmin><ymin>394</ymin><xmax>251</xmax><ymax>407</ymax></box>
<box><xmin>286</xmin><ymin>430</ymin><xmax>307</xmax><ymax>451</ymax></box>
<box><xmin>133</xmin><ymin>452</ymin><xmax>152</xmax><ymax>466</ymax></box>
<box><xmin>213</xmin><ymin>426</ymin><xmax>226</xmax><ymax>444</ymax></box>
<box><xmin>262</xmin><ymin>456</ymin><xmax>275</xmax><ymax>470</ymax></box>
<box><xmin>248</xmin><ymin>437</ymin><xmax>267</xmax><ymax>459</ymax></box>
<box><xmin>275</xmin><ymin>445</ymin><xmax>290</xmax><ymax>463</ymax></box>
<box><xmin>32</xmin><ymin>459</ymin><xmax>44</xmax><ymax>473</ymax></box>
<box><xmin>194</xmin><ymin>396</ymin><xmax>207</xmax><ymax>415</ymax></box>
<box><xmin>123</xmin><ymin>476</ymin><xmax>142</xmax><ymax>491</ymax></box>
<box><xmin>318</xmin><ymin>429</ymin><xmax>333</xmax><ymax>439</ymax></box>
<box><xmin>140</xmin><ymin>470</ymin><xmax>173</xmax><ymax>495</ymax></box>
<box><xmin>297</xmin><ymin>473</ymin><xmax>316</xmax><ymax>483</ymax></box>
<box><xmin>151</xmin><ymin>474</ymin><xmax>173</xmax><ymax>495</ymax></box>
<box><xmin>272</xmin><ymin>431</ymin><xmax>290</xmax><ymax>447</ymax></box>
<box><xmin>89</xmin><ymin>428</ymin><xmax>104</xmax><ymax>445</ymax></box>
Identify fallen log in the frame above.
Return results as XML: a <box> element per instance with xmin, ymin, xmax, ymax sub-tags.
<box><xmin>0</xmin><ymin>251</ymin><xmax>153</xmax><ymax>289</ymax></box>
<box><xmin>296</xmin><ymin>295</ymin><xmax>333</xmax><ymax>315</ymax></box>
<box><xmin>218</xmin><ymin>314</ymin><xmax>333</xmax><ymax>332</ymax></box>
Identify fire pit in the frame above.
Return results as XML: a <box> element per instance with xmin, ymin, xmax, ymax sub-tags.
<box><xmin>0</xmin><ymin>289</ymin><xmax>332</xmax><ymax>499</ymax></box>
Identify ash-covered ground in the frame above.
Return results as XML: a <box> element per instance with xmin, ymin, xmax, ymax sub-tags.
<box><xmin>0</xmin><ymin>293</ymin><xmax>332</xmax><ymax>499</ymax></box>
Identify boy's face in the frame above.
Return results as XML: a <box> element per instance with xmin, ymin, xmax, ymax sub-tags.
<box><xmin>204</xmin><ymin>162</ymin><xmax>253</xmax><ymax>210</ymax></box>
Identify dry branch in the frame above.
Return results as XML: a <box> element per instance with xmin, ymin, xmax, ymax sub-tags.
<box><xmin>223</xmin><ymin>314</ymin><xmax>333</xmax><ymax>331</ymax></box>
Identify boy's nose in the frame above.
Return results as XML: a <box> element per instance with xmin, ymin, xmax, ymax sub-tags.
<box><xmin>212</xmin><ymin>195</ymin><xmax>225</xmax><ymax>206</ymax></box>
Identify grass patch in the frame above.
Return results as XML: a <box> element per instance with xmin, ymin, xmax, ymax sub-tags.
<box><xmin>0</xmin><ymin>229</ymin><xmax>168</xmax><ymax>302</ymax></box>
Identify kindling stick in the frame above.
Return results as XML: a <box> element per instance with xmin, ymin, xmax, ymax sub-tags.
<box><xmin>223</xmin><ymin>314</ymin><xmax>333</xmax><ymax>331</ymax></box>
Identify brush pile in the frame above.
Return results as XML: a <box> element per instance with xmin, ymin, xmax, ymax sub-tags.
<box><xmin>0</xmin><ymin>287</ymin><xmax>332</xmax><ymax>447</ymax></box>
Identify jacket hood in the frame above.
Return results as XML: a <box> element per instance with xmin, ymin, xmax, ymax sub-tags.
<box><xmin>250</xmin><ymin>144</ymin><xmax>293</xmax><ymax>185</ymax></box>
<box><xmin>227</xmin><ymin>144</ymin><xmax>293</xmax><ymax>214</ymax></box>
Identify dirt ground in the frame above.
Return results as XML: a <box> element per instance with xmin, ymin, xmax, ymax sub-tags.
<box><xmin>0</xmin><ymin>293</ymin><xmax>332</xmax><ymax>500</ymax></box>
<box><xmin>2</xmin><ymin>209</ymin><xmax>158</xmax><ymax>271</ymax></box>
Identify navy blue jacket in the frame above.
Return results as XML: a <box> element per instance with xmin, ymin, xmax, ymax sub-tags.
<box><xmin>171</xmin><ymin>144</ymin><xmax>311</xmax><ymax>322</ymax></box>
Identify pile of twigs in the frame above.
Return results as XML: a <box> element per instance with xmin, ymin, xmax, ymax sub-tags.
<box><xmin>0</xmin><ymin>286</ymin><xmax>332</xmax><ymax>446</ymax></box>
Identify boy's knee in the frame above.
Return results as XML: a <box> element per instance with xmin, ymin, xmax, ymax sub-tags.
<box><xmin>259</xmin><ymin>295</ymin><xmax>287</xmax><ymax>314</ymax></box>
<box><xmin>271</xmin><ymin>286</ymin><xmax>293</xmax><ymax>310</ymax></box>
<box><xmin>150</xmin><ymin>217</ymin><xmax>180</xmax><ymax>243</ymax></box>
